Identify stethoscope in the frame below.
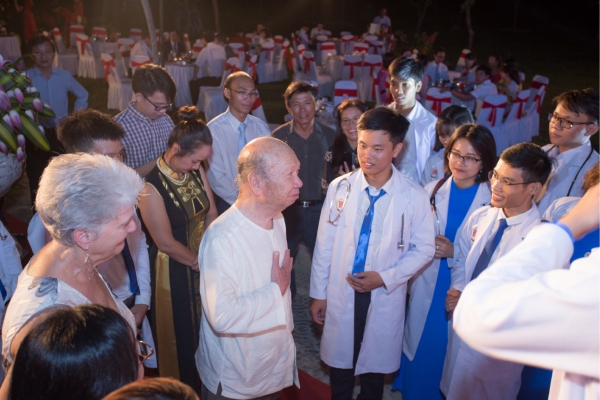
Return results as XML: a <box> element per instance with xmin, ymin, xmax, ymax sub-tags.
<box><xmin>327</xmin><ymin>170</ymin><xmax>405</xmax><ymax>249</ymax></box>
<box><xmin>545</xmin><ymin>145</ymin><xmax>594</xmax><ymax>196</ymax></box>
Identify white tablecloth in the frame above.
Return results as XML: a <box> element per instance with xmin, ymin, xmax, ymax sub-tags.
<box><xmin>0</xmin><ymin>36</ymin><xmax>21</xmax><ymax>63</ymax></box>
<box><xmin>165</xmin><ymin>63</ymin><xmax>195</xmax><ymax>108</ymax></box>
<box><xmin>326</xmin><ymin>56</ymin><xmax>344</xmax><ymax>83</ymax></box>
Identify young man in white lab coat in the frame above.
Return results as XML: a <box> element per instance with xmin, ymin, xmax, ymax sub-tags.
<box><xmin>441</xmin><ymin>142</ymin><xmax>554</xmax><ymax>400</ymax></box>
<box><xmin>536</xmin><ymin>88</ymin><xmax>599</xmax><ymax>215</ymax></box>
<box><xmin>310</xmin><ymin>107</ymin><xmax>435</xmax><ymax>400</ymax></box>
<box><xmin>387</xmin><ymin>56</ymin><xmax>437</xmax><ymax>183</ymax></box>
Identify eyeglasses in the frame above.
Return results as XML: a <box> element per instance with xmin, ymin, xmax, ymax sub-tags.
<box><xmin>229</xmin><ymin>88</ymin><xmax>259</xmax><ymax>99</ymax></box>
<box><xmin>488</xmin><ymin>171</ymin><xmax>534</xmax><ymax>187</ymax></box>
<box><xmin>447</xmin><ymin>150</ymin><xmax>481</xmax><ymax>166</ymax></box>
<box><xmin>548</xmin><ymin>113</ymin><xmax>597</xmax><ymax>130</ymax></box>
<box><xmin>141</xmin><ymin>93</ymin><xmax>172</xmax><ymax>112</ymax></box>
<box><xmin>32</xmin><ymin>50</ymin><xmax>54</xmax><ymax>58</ymax></box>
<box><xmin>340</xmin><ymin>116</ymin><xmax>360</xmax><ymax>126</ymax></box>
<box><xmin>138</xmin><ymin>340</ymin><xmax>154</xmax><ymax>365</ymax></box>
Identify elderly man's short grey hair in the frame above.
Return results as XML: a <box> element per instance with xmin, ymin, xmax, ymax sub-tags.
<box><xmin>35</xmin><ymin>153</ymin><xmax>145</xmax><ymax>247</ymax></box>
<box><xmin>236</xmin><ymin>150</ymin><xmax>270</xmax><ymax>188</ymax></box>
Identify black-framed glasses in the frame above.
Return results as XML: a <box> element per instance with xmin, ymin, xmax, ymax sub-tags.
<box><xmin>138</xmin><ymin>340</ymin><xmax>154</xmax><ymax>365</ymax></box>
<box><xmin>340</xmin><ymin>116</ymin><xmax>360</xmax><ymax>126</ymax></box>
<box><xmin>488</xmin><ymin>171</ymin><xmax>534</xmax><ymax>186</ymax></box>
<box><xmin>229</xmin><ymin>88</ymin><xmax>259</xmax><ymax>99</ymax></box>
<box><xmin>447</xmin><ymin>150</ymin><xmax>481</xmax><ymax>166</ymax></box>
<box><xmin>548</xmin><ymin>113</ymin><xmax>597</xmax><ymax>130</ymax></box>
<box><xmin>141</xmin><ymin>93</ymin><xmax>172</xmax><ymax>112</ymax></box>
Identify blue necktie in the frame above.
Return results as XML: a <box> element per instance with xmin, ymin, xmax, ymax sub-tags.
<box><xmin>471</xmin><ymin>219</ymin><xmax>508</xmax><ymax>281</ymax></box>
<box><xmin>352</xmin><ymin>188</ymin><xmax>386</xmax><ymax>276</ymax></box>
<box><xmin>0</xmin><ymin>277</ymin><xmax>6</xmax><ymax>301</ymax></box>
<box><xmin>237</xmin><ymin>122</ymin><xmax>247</xmax><ymax>154</ymax></box>
<box><xmin>122</xmin><ymin>239</ymin><xmax>140</xmax><ymax>295</ymax></box>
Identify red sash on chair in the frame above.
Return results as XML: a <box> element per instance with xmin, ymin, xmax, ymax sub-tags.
<box><xmin>533</xmin><ymin>92</ymin><xmax>542</xmax><ymax>114</ymax></box>
<box><xmin>302</xmin><ymin>55</ymin><xmax>315</xmax><ymax>74</ymax></box>
<box><xmin>426</xmin><ymin>95</ymin><xmax>451</xmax><ymax>117</ymax></box>
<box><xmin>261</xmin><ymin>46</ymin><xmax>274</xmax><ymax>62</ymax></box>
<box><xmin>118</xmin><ymin>43</ymin><xmax>131</xmax><ymax>58</ymax></box>
<box><xmin>274</xmin><ymin>37</ymin><xmax>283</xmax><ymax>45</ymax></box>
<box><xmin>363</xmin><ymin>61</ymin><xmax>381</xmax><ymax>77</ymax></box>
<box><xmin>251</xmin><ymin>95</ymin><xmax>262</xmax><ymax>112</ymax></box>
<box><xmin>287</xmin><ymin>49</ymin><xmax>295</xmax><ymax>71</ymax></box>
<box><xmin>529</xmin><ymin>81</ymin><xmax>547</xmax><ymax>91</ymax></box>
<box><xmin>344</xmin><ymin>59</ymin><xmax>361</xmax><ymax>79</ymax></box>
<box><xmin>131</xmin><ymin>59</ymin><xmax>151</xmax><ymax>68</ymax></box>
<box><xmin>482</xmin><ymin>101</ymin><xmax>506</xmax><ymax>126</ymax></box>
<box><xmin>76</xmin><ymin>36</ymin><xmax>91</xmax><ymax>55</ymax></box>
<box><xmin>71</xmin><ymin>25</ymin><xmax>85</xmax><ymax>34</ymax></box>
<box><xmin>514</xmin><ymin>96</ymin><xmax>527</xmax><ymax>119</ymax></box>
<box><xmin>225</xmin><ymin>61</ymin><xmax>240</xmax><ymax>73</ymax></box>
<box><xmin>193</xmin><ymin>45</ymin><xmax>204</xmax><ymax>54</ymax></box>
<box><xmin>92</xmin><ymin>27</ymin><xmax>107</xmax><ymax>37</ymax></box>
<box><xmin>248</xmin><ymin>59</ymin><xmax>257</xmax><ymax>80</ymax></box>
<box><xmin>101</xmin><ymin>57</ymin><xmax>116</xmax><ymax>82</ymax></box>
<box><xmin>52</xmin><ymin>28</ymin><xmax>62</xmax><ymax>41</ymax></box>
<box><xmin>321</xmin><ymin>43</ymin><xmax>336</xmax><ymax>53</ymax></box>
<box><xmin>334</xmin><ymin>88</ymin><xmax>358</xmax><ymax>98</ymax></box>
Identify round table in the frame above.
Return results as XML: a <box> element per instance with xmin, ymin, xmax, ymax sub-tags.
<box><xmin>165</xmin><ymin>63</ymin><xmax>195</xmax><ymax>108</ymax></box>
<box><xmin>326</xmin><ymin>56</ymin><xmax>344</xmax><ymax>83</ymax></box>
<box><xmin>0</xmin><ymin>36</ymin><xmax>21</xmax><ymax>63</ymax></box>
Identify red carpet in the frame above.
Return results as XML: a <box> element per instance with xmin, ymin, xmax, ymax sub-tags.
<box><xmin>280</xmin><ymin>370</ymin><xmax>333</xmax><ymax>400</ymax></box>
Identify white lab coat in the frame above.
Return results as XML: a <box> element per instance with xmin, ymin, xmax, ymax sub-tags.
<box><xmin>403</xmin><ymin>178</ymin><xmax>490</xmax><ymax>360</ymax></box>
<box><xmin>441</xmin><ymin>203</ymin><xmax>541</xmax><ymax>399</ymax></box>
<box><xmin>420</xmin><ymin>149</ymin><xmax>445</xmax><ymax>186</ymax></box>
<box><xmin>310</xmin><ymin>168</ymin><xmax>435</xmax><ymax>375</ymax></box>
<box><xmin>537</xmin><ymin>143</ymin><xmax>599</xmax><ymax>215</ymax></box>
<box><xmin>454</xmin><ymin>223</ymin><xmax>599</xmax><ymax>400</ymax></box>
<box><xmin>389</xmin><ymin>101</ymin><xmax>437</xmax><ymax>182</ymax></box>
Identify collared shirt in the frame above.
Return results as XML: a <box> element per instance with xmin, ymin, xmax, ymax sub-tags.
<box><xmin>354</xmin><ymin>167</ymin><xmax>395</xmax><ymax>272</ymax></box>
<box><xmin>425</xmin><ymin>61</ymin><xmax>449</xmax><ymax>82</ymax></box>
<box><xmin>272</xmin><ymin>120</ymin><xmax>336</xmax><ymax>201</ymax></box>
<box><xmin>194</xmin><ymin>42</ymin><xmax>226</xmax><ymax>78</ymax></box>
<box><xmin>207</xmin><ymin>109</ymin><xmax>271</xmax><ymax>205</ymax></box>
<box><xmin>471</xmin><ymin>79</ymin><xmax>498</xmax><ymax>101</ymax></box>
<box><xmin>488</xmin><ymin>206</ymin><xmax>536</xmax><ymax>265</ymax></box>
<box><xmin>114</xmin><ymin>102</ymin><xmax>175</xmax><ymax>169</ymax></box>
<box><xmin>26</xmin><ymin>66</ymin><xmax>88</xmax><ymax>125</ymax></box>
<box><xmin>130</xmin><ymin>40</ymin><xmax>152</xmax><ymax>62</ymax></box>
<box><xmin>373</xmin><ymin>15</ymin><xmax>391</xmax><ymax>27</ymax></box>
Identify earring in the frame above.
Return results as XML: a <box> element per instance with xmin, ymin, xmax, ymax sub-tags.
<box><xmin>84</xmin><ymin>250</ymin><xmax>98</xmax><ymax>280</ymax></box>
<box><xmin>476</xmin><ymin>168</ymin><xmax>482</xmax><ymax>180</ymax></box>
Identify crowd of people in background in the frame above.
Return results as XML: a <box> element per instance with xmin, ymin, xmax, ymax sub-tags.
<box><xmin>0</xmin><ymin>6</ymin><xmax>597</xmax><ymax>400</ymax></box>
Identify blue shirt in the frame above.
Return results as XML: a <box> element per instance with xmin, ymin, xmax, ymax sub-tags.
<box><xmin>26</xmin><ymin>67</ymin><xmax>88</xmax><ymax>125</ymax></box>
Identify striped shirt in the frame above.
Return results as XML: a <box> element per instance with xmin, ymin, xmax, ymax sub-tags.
<box><xmin>114</xmin><ymin>102</ymin><xmax>175</xmax><ymax>169</ymax></box>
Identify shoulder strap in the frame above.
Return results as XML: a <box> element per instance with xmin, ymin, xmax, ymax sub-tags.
<box><xmin>430</xmin><ymin>174</ymin><xmax>451</xmax><ymax>206</ymax></box>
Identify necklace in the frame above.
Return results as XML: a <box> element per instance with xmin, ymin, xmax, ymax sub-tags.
<box><xmin>157</xmin><ymin>156</ymin><xmax>187</xmax><ymax>185</ymax></box>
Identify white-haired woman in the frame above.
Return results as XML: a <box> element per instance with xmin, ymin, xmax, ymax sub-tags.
<box><xmin>1</xmin><ymin>153</ymin><xmax>144</xmax><ymax>375</ymax></box>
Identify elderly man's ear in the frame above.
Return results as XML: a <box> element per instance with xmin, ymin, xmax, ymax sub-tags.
<box><xmin>247</xmin><ymin>172</ymin><xmax>265</xmax><ymax>197</ymax></box>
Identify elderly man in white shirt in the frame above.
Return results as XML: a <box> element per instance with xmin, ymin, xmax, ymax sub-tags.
<box><xmin>447</xmin><ymin>64</ymin><xmax>498</xmax><ymax>117</ymax></box>
<box><xmin>441</xmin><ymin>143</ymin><xmax>554</xmax><ymax>400</ymax></box>
<box><xmin>387</xmin><ymin>56</ymin><xmax>437</xmax><ymax>183</ymax></box>
<box><xmin>197</xmin><ymin>137</ymin><xmax>300</xmax><ymax>400</ymax></box>
<box><xmin>207</xmin><ymin>72</ymin><xmax>271</xmax><ymax>214</ymax></box>
<box><xmin>454</xmin><ymin>183</ymin><xmax>600</xmax><ymax>400</ymax></box>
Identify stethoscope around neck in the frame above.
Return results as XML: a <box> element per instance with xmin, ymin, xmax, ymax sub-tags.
<box><xmin>545</xmin><ymin>145</ymin><xmax>594</xmax><ymax>196</ymax></box>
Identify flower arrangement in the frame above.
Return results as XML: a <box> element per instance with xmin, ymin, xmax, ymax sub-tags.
<box><xmin>0</xmin><ymin>54</ymin><xmax>53</xmax><ymax>161</ymax></box>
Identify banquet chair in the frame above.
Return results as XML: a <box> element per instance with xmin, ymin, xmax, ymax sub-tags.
<box><xmin>274</xmin><ymin>35</ymin><xmax>283</xmax><ymax>59</ymax></box>
<box><xmin>52</xmin><ymin>27</ymin><xmax>78</xmax><ymax>76</ymax></box>
<box><xmin>333</xmin><ymin>80</ymin><xmax>359</xmax><ymax>107</ymax></box>
<box><xmin>340</xmin><ymin>34</ymin><xmax>356</xmax><ymax>55</ymax></box>
<box><xmin>358</xmin><ymin>54</ymin><xmax>382</xmax><ymax>101</ymax></box>
<box><xmin>247</xmin><ymin>54</ymin><xmax>258</xmax><ymax>81</ymax></box>
<box><xmin>92</xmin><ymin>27</ymin><xmax>107</xmax><ymax>40</ymax></box>
<box><xmin>425</xmin><ymin>87</ymin><xmax>452</xmax><ymax>117</ymax></box>
<box><xmin>197</xmin><ymin>57</ymin><xmax>239</xmax><ymax>121</ymax></box>
<box><xmin>315</xmin><ymin>34</ymin><xmax>328</xmax><ymax>43</ymax></box>
<box><xmin>228</xmin><ymin>42</ymin><xmax>245</xmax><ymax>69</ymax></box>
<box><xmin>192</xmin><ymin>40</ymin><xmax>204</xmax><ymax>59</ymax></box>
<box><xmin>341</xmin><ymin>55</ymin><xmax>362</xmax><ymax>81</ymax></box>
<box><xmin>525</xmin><ymin>75</ymin><xmax>549</xmax><ymax>111</ymax></box>
<box><xmin>129</xmin><ymin>28</ymin><xmax>142</xmax><ymax>43</ymax></box>
<box><xmin>257</xmin><ymin>41</ymin><xmax>276</xmax><ymax>83</ymax></box>
<box><xmin>368</xmin><ymin>40</ymin><xmax>384</xmax><ymax>55</ymax></box>
<box><xmin>353</xmin><ymin>42</ymin><xmax>369</xmax><ymax>54</ymax></box>
<box><xmin>503</xmin><ymin>89</ymin><xmax>530</xmax><ymax>147</ymax></box>
<box><xmin>376</xmin><ymin>74</ymin><xmax>392</xmax><ymax>106</ymax></box>
<box><xmin>340</xmin><ymin>31</ymin><xmax>352</xmax><ymax>37</ymax></box>
<box><xmin>131</xmin><ymin>54</ymin><xmax>151</xmax><ymax>75</ymax></box>
<box><xmin>69</xmin><ymin>25</ymin><xmax>85</xmax><ymax>49</ymax></box>
<box><xmin>320</xmin><ymin>42</ymin><xmax>337</xmax><ymax>67</ymax></box>
<box><xmin>76</xmin><ymin>34</ymin><xmax>103</xmax><ymax>79</ymax></box>
<box><xmin>244</xmin><ymin>33</ymin><xmax>254</xmax><ymax>44</ymax></box>
<box><xmin>477</xmin><ymin>94</ymin><xmax>508</xmax><ymax>155</ymax></box>
<box><xmin>250</xmin><ymin>93</ymin><xmax>268</xmax><ymax>123</ymax></box>
<box><xmin>454</xmin><ymin>49</ymin><xmax>471</xmax><ymax>71</ymax></box>
<box><xmin>301</xmin><ymin>51</ymin><xmax>333</xmax><ymax>98</ymax></box>
<box><xmin>102</xmin><ymin>53</ymin><xmax>132</xmax><ymax>111</ymax></box>
<box><xmin>183</xmin><ymin>34</ymin><xmax>192</xmax><ymax>53</ymax></box>
<box><xmin>296</xmin><ymin>44</ymin><xmax>306</xmax><ymax>66</ymax></box>
<box><xmin>276</xmin><ymin>40</ymin><xmax>290</xmax><ymax>81</ymax></box>
<box><xmin>363</xmin><ymin>35</ymin><xmax>378</xmax><ymax>44</ymax></box>
<box><xmin>522</xmin><ymin>86</ymin><xmax>545</xmax><ymax>143</ymax></box>
<box><xmin>117</xmin><ymin>38</ymin><xmax>134</xmax><ymax>75</ymax></box>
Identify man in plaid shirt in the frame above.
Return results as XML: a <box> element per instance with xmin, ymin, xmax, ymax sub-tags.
<box><xmin>114</xmin><ymin>64</ymin><xmax>177</xmax><ymax>177</ymax></box>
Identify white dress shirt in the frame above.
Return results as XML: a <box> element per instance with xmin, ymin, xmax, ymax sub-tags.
<box><xmin>373</xmin><ymin>15</ymin><xmax>392</xmax><ymax>27</ymax></box>
<box><xmin>130</xmin><ymin>40</ymin><xmax>152</xmax><ymax>62</ymax></box>
<box><xmin>470</xmin><ymin>79</ymin><xmax>498</xmax><ymax>116</ymax></box>
<box><xmin>194</xmin><ymin>42</ymin><xmax>226</xmax><ymax>78</ymax></box>
<box><xmin>207</xmin><ymin>109</ymin><xmax>271</xmax><ymax>205</ymax></box>
<box><xmin>454</xmin><ymin>223</ymin><xmax>599</xmax><ymax>400</ymax></box>
<box><xmin>196</xmin><ymin>206</ymin><xmax>298</xmax><ymax>399</ymax></box>
<box><xmin>425</xmin><ymin>61</ymin><xmax>449</xmax><ymax>82</ymax></box>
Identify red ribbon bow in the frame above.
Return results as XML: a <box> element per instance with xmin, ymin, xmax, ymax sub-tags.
<box><xmin>225</xmin><ymin>62</ymin><xmax>240</xmax><ymax>73</ymax></box>
<box><xmin>482</xmin><ymin>101</ymin><xmax>506</xmax><ymax>126</ymax></box>
<box><xmin>514</xmin><ymin>96</ymin><xmax>527</xmax><ymax>119</ymax></box>
<box><xmin>334</xmin><ymin>88</ymin><xmax>357</xmax><ymax>98</ymax></box>
<box><xmin>251</xmin><ymin>95</ymin><xmax>262</xmax><ymax>111</ymax></box>
<box><xmin>303</xmin><ymin>56</ymin><xmax>315</xmax><ymax>74</ymax></box>
<box><xmin>274</xmin><ymin>37</ymin><xmax>283</xmax><ymax>44</ymax></box>
<box><xmin>76</xmin><ymin>36</ymin><xmax>90</xmax><ymax>55</ymax></box>
<box><xmin>364</xmin><ymin>61</ymin><xmax>381</xmax><ymax>77</ymax></box>
<box><xmin>529</xmin><ymin>81</ymin><xmax>547</xmax><ymax>90</ymax></box>
<box><xmin>193</xmin><ymin>45</ymin><xmax>203</xmax><ymax>53</ymax></box>
<box><xmin>101</xmin><ymin>57</ymin><xmax>116</xmax><ymax>82</ymax></box>
<box><xmin>426</xmin><ymin>95</ymin><xmax>451</xmax><ymax>117</ymax></box>
<box><xmin>261</xmin><ymin>47</ymin><xmax>274</xmax><ymax>62</ymax></box>
<box><xmin>248</xmin><ymin>60</ymin><xmax>257</xmax><ymax>80</ymax></box>
<box><xmin>71</xmin><ymin>26</ymin><xmax>85</xmax><ymax>33</ymax></box>
<box><xmin>131</xmin><ymin>59</ymin><xmax>151</xmax><ymax>68</ymax></box>
<box><xmin>344</xmin><ymin>59</ymin><xmax>361</xmax><ymax>79</ymax></box>
<box><xmin>118</xmin><ymin>43</ymin><xmax>131</xmax><ymax>58</ymax></box>
<box><xmin>321</xmin><ymin>44</ymin><xmax>336</xmax><ymax>52</ymax></box>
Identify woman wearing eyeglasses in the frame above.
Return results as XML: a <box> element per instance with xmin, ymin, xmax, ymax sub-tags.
<box><xmin>138</xmin><ymin>106</ymin><xmax>217</xmax><ymax>393</ymax></box>
<box><xmin>321</xmin><ymin>100</ymin><xmax>368</xmax><ymax>193</ymax></box>
<box><xmin>393</xmin><ymin>124</ymin><xmax>496</xmax><ymax>400</ymax></box>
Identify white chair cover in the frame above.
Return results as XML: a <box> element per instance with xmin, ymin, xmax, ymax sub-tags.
<box><xmin>358</xmin><ymin>54</ymin><xmax>382</xmax><ymax>101</ymax></box>
<box><xmin>455</xmin><ymin>48</ymin><xmax>471</xmax><ymax>71</ymax></box>
<box><xmin>320</xmin><ymin>41</ymin><xmax>337</xmax><ymax>67</ymax></box>
<box><xmin>352</xmin><ymin>42</ymin><xmax>369</xmax><ymax>54</ymax></box>
<box><xmin>276</xmin><ymin>40</ymin><xmax>290</xmax><ymax>81</ymax></box>
<box><xmin>257</xmin><ymin>41</ymin><xmax>276</xmax><ymax>83</ymax></box>
<box><xmin>250</xmin><ymin>93</ymin><xmax>268</xmax><ymax>123</ymax></box>
<box><xmin>522</xmin><ymin>86</ymin><xmax>545</xmax><ymax>143</ymax></box>
<box><xmin>69</xmin><ymin>24</ymin><xmax>85</xmax><ymax>49</ymax></box>
<box><xmin>117</xmin><ymin>38</ymin><xmax>134</xmax><ymax>74</ymax></box>
<box><xmin>183</xmin><ymin>34</ymin><xmax>192</xmax><ymax>53</ymax></box>
<box><xmin>333</xmin><ymin>80</ymin><xmax>359</xmax><ymax>106</ymax></box>
<box><xmin>425</xmin><ymin>87</ymin><xmax>452</xmax><ymax>117</ymax></box>
<box><xmin>368</xmin><ymin>40</ymin><xmax>384</xmax><ymax>55</ymax></box>
<box><xmin>52</xmin><ymin>27</ymin><xmax>78</xmax><ymax>75</ymax></box>
<box><xmin>131</xmin><ymin>54</ymin><xmax>151</xmax><ymax>75</ymax></box>
<box><xmin>477</xmin><ymin>94</ymin><xmax>508</xmax><ymax>155</ymax></box>
<box><xmin>197</xmin><ymin>57</ymin><xmax>239</xmax><ymax>118</ymax></box>
<box><xmin>301</xmin><ymin>51</ymin><xmax>333</xmax><ymax>98</ymax></box>
<box><xmin>525</xmin><ymin>75</ymin><xmax>549</xmax><ymax>111</ymax></box>
<box><xmin>246</xmin><ymin>54</ymin><xmax>258</xmax><ymax>81</ymax></box>
<box><xmin>341</xmin><ymin>55</ymin><xmax>362</xmax><ymax>81</ymax></box>
<box><xmin>274</xmin><ymin>35</ymin><xmax>283</xmax><ymax>59</ymax></box>
<box><xmin>503</xmin><ymin>89</ymin><xmax>530</xmax><ymax>147</ymax></box>
<box><xmin>192</xmin><ymin>39</ymin><xmax>204</xmax><ymax>59</ymax></box>
<box><xmin>340</xmin><ymin>31</ymin><xmax>352</xmax><ymax>37</ymax></box>
<box><xmin>340</xmin><ymin>34</ymin><xmax>355</xmax><ymax>55</ymax></box>
<box><xmin>102</xmin><ymin>53</ymin><xmax>133</xmax><ymax>111</ymax></box>
<box><xmin>92</xmin><ymin>26</ymin><xmax>107</xmax><ymax>40</ymax></box>
<box><xmin>76</xmin><ymin>34</ymin><xmax>103</xmax><ymax>78</ymax></box>
<box><xmin>228</xmin><ymin>42</ymin><xmax>245</xmax><ymax>69</ymax></box>
<box><xmin>129</xmin><ymin>28</ymin><xmax>142</xmax><ymax>43</ymax></box>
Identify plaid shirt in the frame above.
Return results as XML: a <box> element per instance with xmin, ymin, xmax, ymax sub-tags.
<box><xmin>114</xmin><ymin>102</ymin><xmax>175</xmax><ymax>169</ymax></box>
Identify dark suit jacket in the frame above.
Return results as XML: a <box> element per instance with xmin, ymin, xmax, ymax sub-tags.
<box><xmin>161</xmin><ymin>41</ymin><xmax>183</xmax><ymax>64</ymax></box>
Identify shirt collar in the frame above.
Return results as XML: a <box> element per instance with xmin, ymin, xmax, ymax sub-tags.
<box><xmin>359</xmin><ymin>165</ymin><xmax>395</xmax><ymax>196</ymax></box>
<box><xmin>498</xmin><ymin>201</ymin><xmax>537</xmax><ymax>226</ymax></box>
<box><xmin>552</xmin><ymin>141</ymin><xmax>592</xmax><ymax>164</ymax></box>
<box><xmin>225</xmin><ymin>108</ymin><xmax>248</xmax><ymax>131</ymax></box>
<box><xmin>126</xmin><ymin>101</ymin><xmax>152</xmax><ymax>122</ymax></box>
<box><xmin>290</xmin><ymin>119</ymin><xmax>321</xmax><ymax>137</ymax></box>
<box><xmin>28</xmin><ymin>66</ymin><xmax>59</xmax><ymax>78</ymax></box>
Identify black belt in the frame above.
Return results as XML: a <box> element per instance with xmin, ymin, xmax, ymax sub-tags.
<box><xmin>123</xmin><ymin>293</ymin><xmax>136</xmax><ymax>309</ymax></box>
<box><xmin>295</xmin><ymin>200</ymin><xmax>323</xmax><ymax>207</ymax></box>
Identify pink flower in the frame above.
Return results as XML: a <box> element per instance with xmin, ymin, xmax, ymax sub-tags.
<box><xmin>2</xmin><ymin>114</ymin><xmax>12</xmax><ymax>129</ymax></box>
<box><xmin>16</xmin><ymin>147</ymin><xmax>24</xmax><ymax>162</ymax></box>
<box><xmin>0</xmin><ymin>142</ymin><xmax>7</xmax><ymax>155</ymax></box>
<box><xmin>9</xmin><ymin>111</ymin><xmax>22</xmax><ymax>130</ymax></box>
<box><xmin>33</xmin><ymin>98</ymin><xmax>43</xmax><ymax>113</ymax></box>
<box><xmin>17</xmin><ymin>134</ymin><xmax>25</xmax><ymax>148</ymax></box>
<box><xmin>24</xmin><ymin>110</ymin><xmax>34</xmax><ymax>120</ymax></box>
<box><xmin>13</xmin><ymin>88</ymin><xmax>24</xmax><ymax>104</ymax></box>
<box><xmin>0</xmin><ymin>92</ymin><xmax>9</xmax><ymax>112</ymax></box>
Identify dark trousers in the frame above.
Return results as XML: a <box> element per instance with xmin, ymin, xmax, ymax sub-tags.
<box><xmin>330</xmin><ymin>291</ymin><xmax>385</xmax><ymax>400</ymax></box>
<box><xmin>281</xmin><ymin>202</ymin><xmax>322</xmax><ymax>298</ymax></box>
<box><xmin>213</xmin><ymin>193</ymin><xmax>232</xmax><ymax>216</ymax></box>
<box><xmin>25</xmin><ymin>127</ymin><xmax>64</xmax><ymax>206</ymax></box>
<box><xmin>189</xmin><ymin>76</ymin><xmax>222</xmax><ymax>106</ymax></box>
